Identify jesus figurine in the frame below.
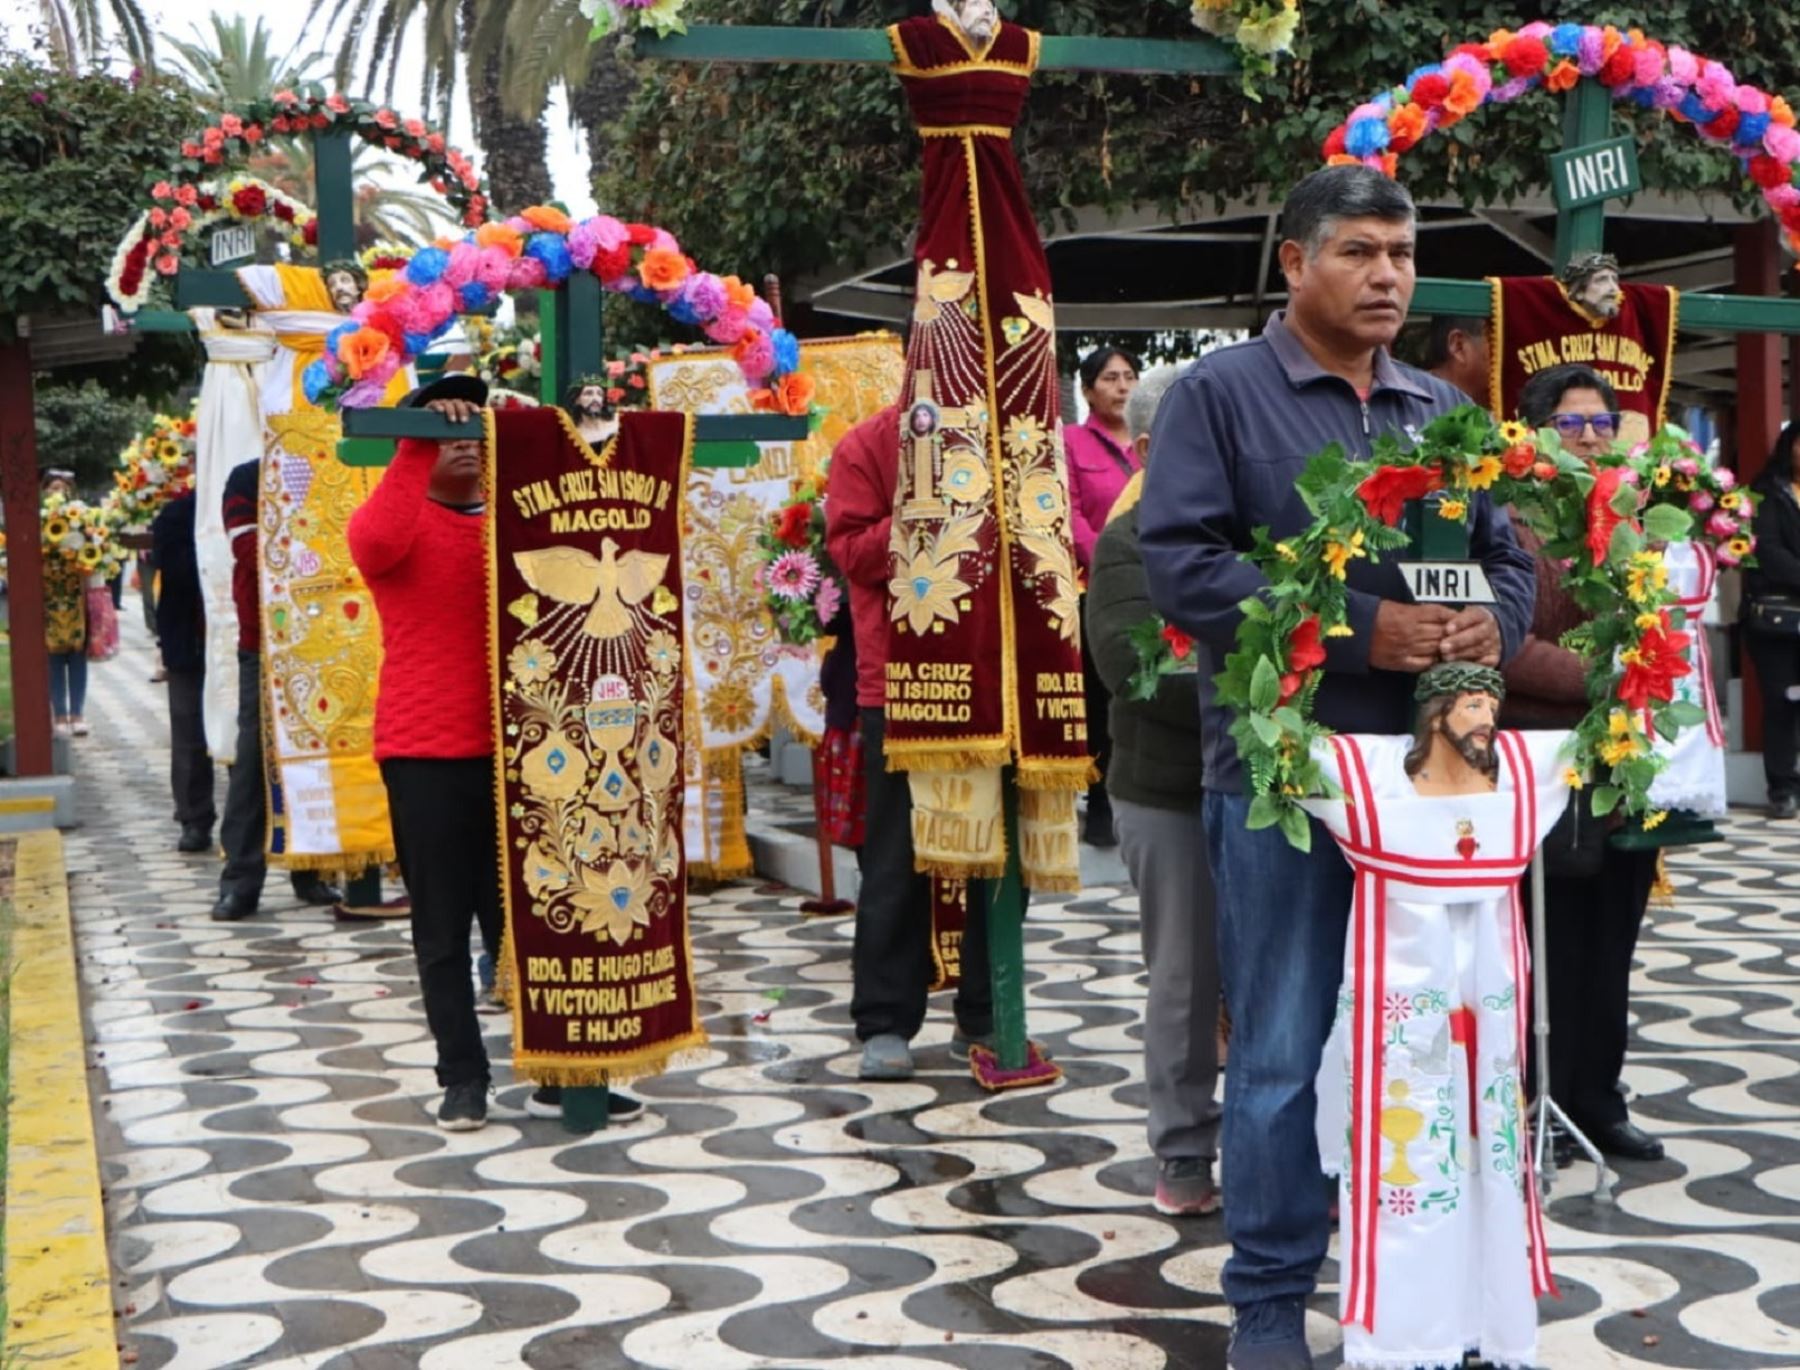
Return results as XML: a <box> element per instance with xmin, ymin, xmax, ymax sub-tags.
<box><xmin>1304</xmin><ymin>663</ymin><xmax>1573</xmax><ymax>1370</ymax></box>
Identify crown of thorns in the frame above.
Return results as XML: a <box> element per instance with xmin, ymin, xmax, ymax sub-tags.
<box><xmin>1414</xmin><ymin>661</ymin><xmax>1506</xmax><ymax>704</ymax></box>
<box><xmin>1558</xmin><ymin>251</ymin><xmax>1619</xmax><ymax>291</ymax></box>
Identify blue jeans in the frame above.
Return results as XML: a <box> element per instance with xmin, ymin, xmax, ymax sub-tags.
<box><xmin>1204</xmin><ymin>788</ymin><xmax>1352</xmax><ymax>1311</ymax></box>
<box><xmin>49</xmin><ymin>651</ymin><xmax>88</xmax><ymax>718</ymax></box>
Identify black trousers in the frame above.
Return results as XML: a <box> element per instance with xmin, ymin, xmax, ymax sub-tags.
<box><xmin>220</xmin><ymin>651</ymin><xmax>315</xmax><ymax>904</ymax></box>
<box><xmin>167</xmin><ymin>668</ymin><xmax>216</xmax><ymax>830</ymax></box>
<box><xmin>382</xmin><ymin>756</ymin><xmax>504</xmax><ymax>1088</ymax></box>
<box><xmin>1080</xmin><ymin>616</ymin><xmax>1111</xmax><ymax>802</ymax></box>
<box><xmin>851</xmin><ymin>708</ymin><xmax>994</xmax><ymax>1042</ymax></box>
<box><xmin>1531</xmin><ymin>843</ymin><xmax>1659</xmax><ymax>1131</ymax></box>
<box><xmin>1746</xmin><ymin>630</ymin><xmax>1800</xmax><ymax>802</ymax></box>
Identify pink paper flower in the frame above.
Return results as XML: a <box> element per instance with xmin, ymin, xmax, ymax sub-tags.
<box><xmin>1716</xmin><ymin>467</ymin><xmax>1737</xmax><ymax>490</ymax></box>
<box><xmin>1668</xmin><ymin>47</ymin><xmax>1699</xmax><ymax>84</ymax></box>
<box><xmin>1766</xmin><ymin>125</ymin><xmax>1800</xmax><ymax>164</ymax></box>
<box><xmin>1696</xmin><ymin>60</ymin><xmax>1737</xmax><ymax>107</ymax></box>
<box><xmin>1673</xmin><ymin>457</ymin><xmax>1700</xmax><ymax>477</ymax></box>
<box><xmin>768</xmin><ymin>551</ymin><xmax>821</xmax><ymax>600</ymax></box>
<box><xmin>813</xmin><ymin>577</ymin><xmax>842</xmax><ymax>625</ymax></box>
<box><xmin>1707</xmin><ymin>510</ymin><xmax>1740</xmax><ymax>539</ymax></box>
<box><xmin>704</xmin><ymin>307</ymin><xmax>750</xmax><ymax>345</ymax></box>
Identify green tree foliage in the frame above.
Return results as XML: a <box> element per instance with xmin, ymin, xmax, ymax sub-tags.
<box><xmin>32</xmin><ymin>379</ymin><xmax>154</xmax><ymax>493</ymax></box>
<box><xmin>0</xmin><ymin>52</ymin><xmax>200</xmax><ymax>394</ymax></box>
<box><xmin>591</xmin><ymin>1</ymin><xmax>1800</xmax><ymax>294</ymax></box>
<box><xmin>31</xmin><ymin>0</ymin><xmax>154</xmax><ymax>74</ymax></box>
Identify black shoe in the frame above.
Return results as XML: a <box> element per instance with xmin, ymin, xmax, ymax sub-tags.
<box><xmin>291</xmin><ymin>875</ymin><xmax>343</xmax><ymax>906</ymax></box>
<box><xmin>1772</xmin><ymin>794</ymin><xmax>1799</xmax><ymax>820</ymax></box>
<box><xmin>436</xmin><ymin>1081</ymin><xmax>488</xmax><ymax>1131</ymax></box>
<box><xmin>211</xmin><ymin>892</ymin><xmax>257</xmax><ymax>922</ymax></box>
<box><xmin>1583</xmin><ymin>1118</ymin><xmax>1664</xmax><ymax>1162</ymax></box>
<box><xmin>177</xmin><ymin>825</ymin><xmax>213</xmax><ymax>854</ymax></box>
<box><xmin>603</xmin><ymin>1090</ymin><xmax>644</xmax><ymax>1121</ymax></box>
<box><xmin>524</xmin><ymin>1086</ymin><xmax>563</xmax><ymax>1118</ymax></box>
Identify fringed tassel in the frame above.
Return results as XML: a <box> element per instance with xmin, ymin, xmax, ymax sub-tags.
<box><xmin>687</xmin><ymin>859</ymin><xmax>753</xmax><ymax>882</ymax></box>
<box><xmin>1650</xmin><ymin>849</ymin><xmax>1675</xmax><ymax>907</ymax></box>
<box><xmin>273</xmin><ymin>846</ymin><xmax>398</xmax><ymax>874</ymax></box>
<box><xmin>884</xmin><ymin>743</ymin><xmax>1014</xmax><ymax>774</ymax></box>
<box><xmin>1021</xmin><ymin>870</ymin><xmax>1083</xmax><ymax>894</ymax></box>
<box><xmin>515</xmin><ymin>1034</ymin><xmax>711</xmax><ymax>1088</ymax></box>
<box><xmin>1016</xmin><ymin>759</ymin><xmax>1100</xmax><ymax>791</ymax></box>
<box><xmin>915</xmin><ymin>856</ymin><xmax>1009</xmax><ymax>882</ymax></box>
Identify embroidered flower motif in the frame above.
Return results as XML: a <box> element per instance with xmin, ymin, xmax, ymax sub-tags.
<box><xmin>645</xmin><ymin>629</ymin><xmax>680</xmax><ymax>675</ymax></box>
<box><xmin>1004</xmin><ymin>414</ymin><xmax>1048</xmax><ymax>460</ymax></box>
<box><xmin>1383</xmin><ymin>991</ymin><xmax>1413</xmax><ymax>1025</ymax></box>
<box><xmin>521</xmin><ymin>733</ymin><xmax>589</xmax><ymax>802</ymax></box>
<box><xmin>703</xmin><ymin>681</ymin><xmax>758</xmax><ymax>736</ymax></box>
<box><xmin>940</xmin><ymin>450</ymin><xmax>991</xmax><ymax>507</ymax></box>
<box><xmin>568</xmin><ymin>807</ymin><xmax>618</xmax><ymax>865</ymax></box>
<box><xmin>570</xmin><ymin>858</ymin><xmax>652</xmax><ymax>946</ymax></box>
<box><xmin>523</xmin><ymin>841</ymin><xmax>571</xmax><ymax>900</ymax></box>
<box><xmin>508</xmin><ymin>640</ymin><xmax>556</xmax><ymax>685</ymax></box>
<box><xmin>1386</xmin><ymin>1188</ymin><xmax>1418</xmax><ymax>1216</ymax></box>
<box><xmin>889</xmin><ymin>549</ymin><xmax>973</xmax><ymax>636</ymax></box>
<box><xmin>1017</xmin><ymin>469</ymin><xmax>1067</xmax><ymax>531</ymax></box>
<box><xmin>768</xmin><ymin>551</ymin><xmax>822</xmax><ymax>601</ymax></box>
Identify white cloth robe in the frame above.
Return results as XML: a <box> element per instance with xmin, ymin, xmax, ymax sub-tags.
<box><xmin>190</xmin><ymin>308</ymin><xmax>277</xmax><ymax>761</ymax></box>
<box><xmin>1303</xmin><ymin>730</ymin><xmax>1573</xmax><ymax>1370</ymax></box>
<box><xmin>1647</xmin><ymin>540</ymin><xmax>1728</xmax><ymax>816</ymax></box>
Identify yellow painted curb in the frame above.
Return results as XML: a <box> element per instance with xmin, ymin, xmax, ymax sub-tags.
<box><xmin>4</xmin><ymin>829</ymin><xmax>119</xmax><ymax>1368</ymax></box>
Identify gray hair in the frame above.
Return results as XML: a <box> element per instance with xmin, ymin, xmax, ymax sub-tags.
<box><xmin>1281</xmin><ymin>165</ymin><xmax>1416</xmax><ymax>258</ymax></box>
<box><xmin>1125</xmin><ymin>363</ymin><xmax>1182</xmax><ymax>444</ymax></box>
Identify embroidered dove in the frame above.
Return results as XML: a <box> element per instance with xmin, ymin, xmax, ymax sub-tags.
<box><xmin>513</xmin><ymin>539</ymin><xmax>670</xmax><ymax>641</ymax></box>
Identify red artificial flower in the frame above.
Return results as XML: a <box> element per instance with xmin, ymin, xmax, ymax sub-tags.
<box><xmin>231</xmin><ymin>184</ymin><xmax>268</xmax><ymax>218</ymax></box>
<box><xmin>1500</xmin><ymin>34</ymin><xmax>1548</xmax><ymax>78</ymax></box>
<box><xmin>1322</xmin><ymin>124</ymin><xmax>1349</xmax><ymax>159</ymax></box>
<box><xmin>196</xmin><ymin>194</ymin><xmax>217</xmax><ymax>212</ymax></box>
<box><xmin>243</xmin><ymin>123</ymin><xmax>263</xmax><ymax>145</ymax></box>
<box><xmin>774</xmin><ymin>502</ymin><xmax>813</xmax><ymax>548</ymax></box>
<box><xmin>1751</xmin><ymin>154</ymin><xmax>1792</xmax><ymax>190</ymax></box>
<box><xmin>606</xmin><ymin>387</ymin><xmax>626</xmax><ymax>404</ymax></box>
<box><xmin>427</xmin><ymin>132</ymin><xmax>446</xmax><ymax>153</ymax></box>
<box><xmin>1161</xmin><ymin>624</ymin><xmax>1194</xmax><ymax>662</ymax></box>
<box><xmin>174</xmin><ymin>184</ymin><xmax>197</xmax><ymax>206</ymax></box>
<box><xmin>1781</xmin><ymin>203</ymin><xmax>1800</xmax><ymax>234</ymax></box>
<box><xmin>1585</xmin><ymin>465</ymin><xmax>1639</xmax><ymax>566</ymax></box>
<box><xmin>272</xmin><ymin>201</ymin><xmax>294</xmax><ymax>222</ymax></box>
<box><xmin>373</xmin><ymin>108</ymin><xmax>398</xmax><ymax>130</ymax></box>
<box><xmin>1356</xmin><ymin>463</ymin><xmax>1441</xmax><ymax>526</ymax></box>
<box><xmin>219</xmin><ymin>113</ymin><xmax>243</xmax><ymax>136</ymax></box>
<box><xmin>1597</xmin><ymin>45</ymin><xmax>1638</xmax><ymax>88</ymax></box>
<box><xmin>302</xmin><ymin>219</ymin><xmax>319</xmax><ymax>246</ymax></box>
<box><xmin>592</xmin><ymin>244</ymin><xmax>632</xmax><ymax>281</ymax></box>
<box><xmin>1502</xmin><ymin>444</ymin><xmax>1537</xmax><ymax>479</ymax></box>
<box><xmin>181</xmin><ymin>141</ymin><xmax>201</xmax><ymax>158</ymax></box>
<box><xmin>1617</xmin><ymin>611</ymin><xmax>1693</xmax><ymax>712</ymax></box>
<box><xmin>1277</xmin><ymin>615</ymin><xmax>1327</xmax><ymax>707</ymax></box>
<box><xmin>1449</xmin><ymin>42</ymin><xmax>1491</xmax><ymax>63</ymax></box>
<box><xmin>626</xmin><ymin>223</ymin><xmax>657</xmax><ymax>246</ymax></box>
<box><xmin>1409</xmin><ymin>72</ymin><xmax>1451</xmax><ymax>111</ymax></box>
<box><xmin>1703</xmin><ymin>107</ymin><xmax>1741</xmax><ymax>140</ymax></box>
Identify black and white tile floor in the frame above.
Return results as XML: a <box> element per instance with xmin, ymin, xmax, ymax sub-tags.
<box><xmin>66</xmin><ymin>621</ymin><xmax>1800</xmax><ymax>1368</ymax></box>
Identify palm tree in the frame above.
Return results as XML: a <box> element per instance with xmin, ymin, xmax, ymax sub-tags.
<box><xmin>35</xmin><ymin>0</ymin><xmax>154</xmax><ymax>72</ymax></box>
<box><xmin>300</xmin><ymin>0</ymin><xmax>555</xmax><ymax>217</ymax></box>
<box><xmin>165</xmin><ymin>13</ymin><xmax>332</xmax><ymax>110</ymax></box>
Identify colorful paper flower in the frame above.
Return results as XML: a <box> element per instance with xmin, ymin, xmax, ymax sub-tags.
<box><xmin>767</xmin><ymin>551</ymin><xmax>822</xmax><ymax>601</ymax></box>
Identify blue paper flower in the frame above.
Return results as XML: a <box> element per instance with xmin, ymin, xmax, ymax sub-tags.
<box><xmin>524</xmin><ymin>232</ymin><xmax>573</xmax><ymax>283</ymax></box>
<box><xmin>667</xmin><ymin>293</ymin><xmax>702</xmax><ymax>325</ymax></box>
<box><xmin>1345</xmin><ymin>117</ymin><xmax>1391</xmax><ymax>159</ymax></box>
<box><xmin>403</xmin><ymin>331</ymin><xmax>431</xmax><ymax>357</ymax></box>
<box><xmin>1735</xmin><ymin>112</ymin><xmax>1771</xmax><ymax>148</ymax></box>
<box><xmin>628</xmin><ymin>285</ymin><xmax>659</xmax><ymax>305</ymax></box>
<box><xmin>302</xmin><ymin>358</ymin><xmax>332</xmax><ymax>404</ymax></box>
<box><xmin>458</xmin><ymin>281</ymin><xmax>492</xmax><ymax>312</ymax></box>
<box><xmin>1679</xmin><ymin>92</ymin><xmax>1716</xmax><ymax>125</ymax></box>
<box><xmin>1548</xmin><ymin>24</ymin><xmax>1584</xmax><ymax>57</ymax></box>
<box><xmin>405</xmin><ymin>247</ymin><xmax>450</xmax><ymax>286</ymax></box>
<box><xmin>771</xmin><ymin>328</ymin><xmax>801</xmax><ymax>376</ymax></box>
<box><xmin>1405</xmin><ymin>63</ymin><xmax>1443</xmax><ymax>88</ymax></box>
<box><xmin>326</xmin><ymin>320</ymin><xmax>358</xmax><ymax>354</ymax></box>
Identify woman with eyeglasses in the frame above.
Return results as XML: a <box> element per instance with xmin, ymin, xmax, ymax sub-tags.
<box><xmin>1500</xmin><ymin>362</ymin><xmax>1664</xmax><ymax>1165</ymax></box>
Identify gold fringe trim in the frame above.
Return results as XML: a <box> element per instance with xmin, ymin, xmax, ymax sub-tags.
<box><xmin>1022</xmin><ymin>870</ymin><xmax>1083</xmax><ymax>894</ymax></box>
<box><xmin>688</xmin><ymin>859</ymin><xmax>754</xmax><ymax>882</ymax></box>
<box><xmin>1016</xmin><ymin>760</ymin><xmax>1099</xmax><ymax>791</ymax></box>
<box><xmin>884</xmin><ymin>744</ymin><xmax>1014</xmax><ymax>774</ymax></box>
<box><xmin>916</xmin><ymin>855</ymin><xmax>1009</xmax><ymax>882</ymax></box>
<box><xmin>513</xmin><ymin>1034</ymin><xmax>712</xmax><ymax>1089</ymax></box>
<box><xmin>767</xmin><ymin>675</ymin><xmax>824</xmax><ymax>749</ymax></box>
<box><xmin>1651</xmin><ymin>849</ymin><xmax>1675</xmax><ymax>906</ymax></box>
<box><xmin>271</xmin><ymin>848</ymin><xmax>397</xmax><ymax>874</ymax></box>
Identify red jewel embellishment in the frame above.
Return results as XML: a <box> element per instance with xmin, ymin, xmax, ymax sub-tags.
<box><xmin>1455</xmin><ymin>818</ymin><xmax>1479</xmax><ymax>861</ymax></box>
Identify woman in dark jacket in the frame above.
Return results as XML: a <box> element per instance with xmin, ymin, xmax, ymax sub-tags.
<box><xmin>1743</xmin><ymin>424</ymin><xmax>1800</xmax><ymax>819</ymax></box>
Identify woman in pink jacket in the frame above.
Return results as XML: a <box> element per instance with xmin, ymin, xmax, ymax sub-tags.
<box><xmin>1066</xmin><ymin>346</ymin><xmax>1141</xmax><ymax>848</ymax></box>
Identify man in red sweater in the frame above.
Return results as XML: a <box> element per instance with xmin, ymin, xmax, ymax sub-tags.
<box><xmin>213</xmin><ymin>459</ymin><xmax>341</xmax><ymax>920</ymax></box>
<box><xmin>825</xmin><ymin>405</ymin><xmax>994</xmax><ymax>1081</ymax></box>
<box><xmin>350</xmin><ymin>374</ymin><xmax>642</xmax><ymax>1131</ymax></box>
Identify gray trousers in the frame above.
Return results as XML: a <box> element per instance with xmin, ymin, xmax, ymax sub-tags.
<box><xmin>1115</xmin><ymin>795</ymin><xmax>1222</xmax><ymax>1161</ymax></box>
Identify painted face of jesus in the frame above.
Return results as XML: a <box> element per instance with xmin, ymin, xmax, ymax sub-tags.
<box><xmin>1441</xmin><ymin>690</ymin><xmax>1498</xmax><ymax>771</ymax></box>
<box><xmin>575</xmin><ymin>385</ymin><xmax>610</xmax><ymax>419</ymax></box>
<box><xmin>325</xmin><ymin>270</ymin><xmax>364</xmax><ymax>313</ymax></box>
<box><xmin>956</xmin><ymin>0</ymin><xmax>998</xmax><ymax>43</ymax></box>
<box><xmin>1572</xmin><ymin>267</ymin><xmax>1621</xmax><ymax>319</ymax></box>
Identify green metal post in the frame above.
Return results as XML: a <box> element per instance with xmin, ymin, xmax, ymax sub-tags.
<box><xmin>1553</xmin><ymin>80</ymin><xmax>1613</xmax><ymax>271</ymax></box>
<box><xmin>537</xmin><ymin>288</ymin><xmax>562</xmax><ymax>405</ymax></box>
<box><xmin>986</xmin><ymin>777</ymin><xmax>1029</xmax><ymax>1071</ymax></box>
<box><xmin>563</xmin><ymin>1085</ymin><xmax>612</xmax><ymax>1133</ymax></box>
<box><xmin>567</xmin><ymin>271</ymin><xmax>605</xmax><ymax>384</ymax></box>
<box><xmin>343</xmin><ymin>867</ymin><xmax>382</xmax><ymax>907</ymax></box>
<box><xmin>315</xmin><ymin>130</ymin><xmax>357</xmax><ymax>265</ymax></box>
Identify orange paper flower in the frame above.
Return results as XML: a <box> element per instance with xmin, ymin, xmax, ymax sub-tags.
<box><xmin>1386</xmin><ymin>103</ymin><xmax>1428</xmax><ymax>152</ymax></box>
<box><xmin>340</xmin><ymin>327</ymin><xmax>391</xmax><ymax>380</ymax></box>
<box><xmin>1443</xmin><ymin>69</ymin><xmax>1482</xmax><ymax>118</ymax></box>
<box><xmin>365</xmin><ymin>275</ymin><xmax>409</xmax><ymax>305</ymax></box>
<box><xmin>1546</xmin><ymin>59</ymin><xmax>1580</xmax><ymax>93</ymax></box>
<box><xmin>752</xmin><ymin>373</ymin><xmax>817</xmax><ymax>416</ymax></box>
<box><xmin>1775</xmin><ymin>96</ymin><xmax>1797</xmax><ymax>128</ymax></box>
<box><xmin>475</xmin><ymin>222</ymin><xmax>523</xmax><ymax>257</ymax></box>
<box><xmin>639</xmin><ymin>248</ymin><xmax>691</xmax><ymax>292</ymax></box>
<box><xmin>521</xmin><ymin>205</ymin><xmax>572</xmax><ymax>235</ymax></box>
<box><xmin>722</xmin><ymin>275</ymin><xmax>756</xmax><ymax>311</ymax></box>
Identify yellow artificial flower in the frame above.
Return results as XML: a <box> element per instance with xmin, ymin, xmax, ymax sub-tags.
<box><xmin>1626</xmin><ymin>551</ymin><xmax>1668</xmax><ymax>604</ymax></box>
<box><xmin>77</xmin><ymin>544</ymin><xmax>102</xmax><ymax>570</ymax></box>
<box><xmin>1322</xmin><ymin>529</ymin><xmax>1366</xmax><ymax>580</ymax></box>
<box><xmin>1721</xmin><ymin>490</ymin><xmax>1744</xmax><ymax>512</ymax></box>
<box><xmin>43</xmin><ymin>516</ymin><xmax>68</xmax><ymax>542</ymax></box>
<box><xmin>1607</xmin><ymin>710</ymin><xmax>1632</xmax><ymax>737</ymax></box>
<box><xmin>1325</xmin><ymin>622</ymin><xmax>1356</xmax><ymax>638</ymax></box>
<box><xmin>1653</xmin><ymin>465</ymin><xmax>1671</xmax><ymax>488</ymax></box>
<box><xmin>1498</xmin><ymin>420</ymin><xmax>1532</xmax><ymax>445</ymax></box>
<box><xmin>1437</xmin><ymin>497</ymin><xmax>1468</xmax><ymax>521</ymax></box>
<box><xmin>1643</xmin><ymin>809</ymin><xmax>1668</xmax><ymax>831</ymax></box>
<box><xmin>1727</xmin><ymin>535</ymin><xmax>1754</xmax><ymax>560</ymax></box>
<box><xmin>1598</xmin><ymin>738</ymin><xmax>1637</xmax><ymax>766</ymax></box>
<box><xmin>1562</xmin><ymin>767</ymin><xmax>1584</xmax><ymax>790</ymax></box>
<box><xmin>1635</xmin><ymin>612</ymin><xmax>1662</xmax><ymax>631</ymax></box>
<box><xmin>1467</xmin><ymin>456</ymin><xmax>1502</xmax><ymax>490</ymax></box>
<box><xmin>1274</xmin><ymin>541</ymin><xmax>1298</xmax><ymax>562</ymax></box>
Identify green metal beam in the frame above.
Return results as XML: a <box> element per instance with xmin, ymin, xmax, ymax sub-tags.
<box><xmin>1410</xmin><ymin>278</ymin><xmax>1800</xmax><ymax>335</ymax></box>
<box><xmin>315</xmin><ymin>129</ymin><xmax>357</xmax><ymax>265</ymax></box>
<box><xmin>537</xmin><ymin>287</ymin><xmax>562</xmax><ymax>405</ymax></box>
<box><xmin>339</xmin><ymin>407</ymin><xmax>808</xmax><ymax>443</ymax></box>
<box><xmin>172</xmin><ymin>272</ymin><xmax>253</xmax><ymax>309</ymax></box>
<box><xmin>634</xmin><ymin>24</ymin><xmax>1236</xmax><ymax>74</ymax></box>
<box><xmin>1554</xmin><ymin>80</ymin><xmax>1613</xmax><ymax>270</ymax></box>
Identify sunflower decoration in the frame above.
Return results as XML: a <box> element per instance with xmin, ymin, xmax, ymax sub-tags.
<box><xmin>111</xmin><ymin>411</ymin><xmax>197</xmax><ymax>527</ymax></box>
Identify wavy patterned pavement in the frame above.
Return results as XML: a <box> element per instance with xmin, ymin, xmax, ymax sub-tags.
<box><xmin>68</xmin><ymin>622</ymin><xmax>1800</xmax><ymax>1368</ymax></box>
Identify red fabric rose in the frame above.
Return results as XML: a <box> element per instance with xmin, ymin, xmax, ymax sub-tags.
<box><xmin>1356</xmin><ymin>463</ymin><xmax>1440</xmax><ymax>526</ymax></box>
<box><xmin>592</xmin><ymin>244</ymin><xmax>632</xmax><ymax>281</ymax></box>
<box><xmin>1618</xmin><ymin>611</ymin><xmax>1693</xmax><ymax>712</ymax></box>
<box><xmin>1161</xmin><ymin>623</ymin><xmax>1194</xmax><ymax>662</ymax></box>
<box><xmin>1500</xmin><ymin>35</ymin><xmax>1548</xmax><ymax>78</ymax></box>
<box><xmin>1597</xmin><ymin>45</ymin><xmax>1638</xmax><ymax>88</ymax></box>
<box><xmin>1751</xmin><ymin>154</ymin><xmax>1792</xmax><ymax>190</ymax></box>
<box><xmin>231</xmin><ymin>184</ymin><xmax>268</xmax><ymax>218</ymax></box>
<box><xmin>1502</xmin><ymin>444</ymin><xmax>1537</xmax><ymax>479</ymax></box>
<box><xmin>774</xmin><ymin>502</ymin><xmax>812</xmax><ymax>548</ymax></box>
<box><xmin>272</xmin><ymin>201</ymin><xmax>294</xmax><ymax>222</ymax></box>
<box><xmin>1409</xmin><ymin>72</ymin><xmax>1451</xmax><ymax>110</ymax></box>
<box><xmin>1703</xmin><ymin>107</ymin><xmax>1741</xmax><ymax>140</ymax></box>
<box><xmin>302</xmin><ymin>219</ymin><xmax>318</xmax><ymax>246</ymax></box>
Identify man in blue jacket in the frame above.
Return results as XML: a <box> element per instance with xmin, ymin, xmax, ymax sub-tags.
<box><xmin>1140</xmin><ymin>165</ymin><xmax>1535</xmax><ymax>1370</ymax></box>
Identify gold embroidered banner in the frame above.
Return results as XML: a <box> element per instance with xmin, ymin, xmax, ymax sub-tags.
<box><xmin>488</xmin><ymin>407</ymin><xmax>706</xmax><ymax>1084</ymax></box>
<box><xmin>240</xmin><ymin>264</ymin><xmax>410</xmax><ymax>870</ymax></box>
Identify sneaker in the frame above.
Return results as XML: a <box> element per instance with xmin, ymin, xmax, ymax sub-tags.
<box><xmin>1153</xmin><ymin>1157</ymin><xmax>1220</xmax><ymax>1216</ymax></box>
<box><xmin>949</xmin><ymin>1030</ymin><xmax>993</xmax><ymax>1062</ymax></box>
<box><xmin>1227</xmin><ymin>1296</ymin><xmax>1310</xmax><ymax>1370</ymax></box>
<box><xmin>524</xmin><ymin>1086</ymin><xmax>562</xmax><ymax>1118</ymax></box>
<box><xmin>475</xmin><ymin>985</ymin><xmax>509</xmax><ymax>1015</ymax></box>
<box><xmin>858</xmin><ymin>1033</ymin><xmax>915</xmax><ymax>1081</ymax></box>
<box><xmin>604</xmin><ymin>1090</ymin><xmax>644</xmax><ymax>1121</ymax></box>
<box><xmin>70</xmin><ymin>718</ymin><xmax>89</xmax><ymax>737</ymax></box>
<box><xmin>436</xmin><ymin>1081</ymin><xmax>488</xmax><ymax>1131</ymax></box>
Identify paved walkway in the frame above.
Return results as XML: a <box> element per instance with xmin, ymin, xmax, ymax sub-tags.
<box><xmin>59</xmin><ymin>618</ymin><xmax>1800</xmax><ymax>1368</ymax></box>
